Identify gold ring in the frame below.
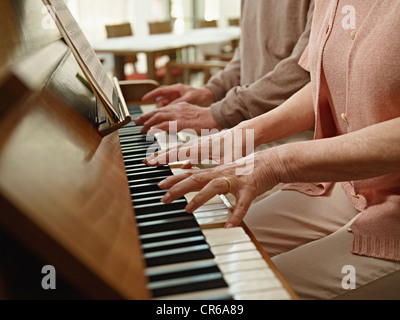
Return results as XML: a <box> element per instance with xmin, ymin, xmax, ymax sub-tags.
<box><xmin>222</xmin><ymin>177</ymin><xmax>232</xmax><ymax>195</ymax></box>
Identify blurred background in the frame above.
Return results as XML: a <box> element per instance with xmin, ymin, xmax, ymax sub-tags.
<box><xmin>66</xmin><ymin>0</ymin><xmax>241</xmax><ymax>85</ymax></box>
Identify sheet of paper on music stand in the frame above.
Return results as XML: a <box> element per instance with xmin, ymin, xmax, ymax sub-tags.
<box><xmin>43</xmin><ymin>0</ymin><xmax>120</xmax><ymax>123</ymax></box>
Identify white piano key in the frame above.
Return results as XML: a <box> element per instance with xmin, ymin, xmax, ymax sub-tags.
<box><xmin>235</xmin><ymin>288</ymin><xmax>291</xmax><ymax>301</ymax></box>
<box><xmin>197</xmin><ymin>215</ymin><xmax>231</xmax><ymax>228</ymax></box>
<box><xmin>140</xmin><ymin>104</ymin><xmax>157</xmax><ymax>114</ymax></box>
<box><xmin>206</xmin><ymin>233</ymin><xmax>251</xmax><ymax>247</ymax></box>
<box><xmin>193</xmin><ymin>209</ymin><xmax>230</xmax><ymax>219</ymax></box>
<box><xmin>218</xmin><ymin>259</ymin><xmax>269</xmax><ymax>274</ymax></box>
<box><xmin>202</xmin><ymin>227</ymin><xmax>246</xmax><ymax>238</ymax></box>
<box><xmin>185</xmin><ymin>192</ymin><xmax>224</xmax><ymax>205</ymax></box>
<box><xmin>193</xmin><ymin>203</ymin><xmax>228</xmax><ymax>213</ymax></box>
<box><xmin>229</xmin><ymin>278</ymin><xmax>283</xmax><ymax>295</ymax></box>
<box><xmin>223</xmin><ymin>269</ymin><xmax>276</xmax><ymax>285</ymax></box>
<box><xmin>210</xmin><ymin>242</ymin><xmax>257</xmax><ymax>256</ymax></box>
<box><xmin>215</xmin><ymin>250</ymin><xmax>262</xmax><ymax>265</ymax></box>
<box><xmin>171</xmin><ymin>168</ymin><xmax>187</xmax><ymax>175</ymax></box>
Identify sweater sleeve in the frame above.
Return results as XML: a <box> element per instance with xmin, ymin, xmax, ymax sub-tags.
<box><xmin>210</xmin><ymin>1</ymin><xmax>315</xmax><ymax>129</ymax></box>
<box><xmin>203</xmin><ymin>47</ymin><xmax>242</xmax><ymax>102</ymax></box>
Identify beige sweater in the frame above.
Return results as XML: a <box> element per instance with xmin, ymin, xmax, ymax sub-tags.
<box><xmin>288</xmin><ymin>0</ymin><xmax>400</xmax><ymax>261</ymax></box>
<box><xmin>206</xmin><ymin>0</ymin><xmax>315</xmax><ymax>128</ymax></box>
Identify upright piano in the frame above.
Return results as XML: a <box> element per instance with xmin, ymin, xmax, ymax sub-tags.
<box><xmin>0</xmin><ymin>0</ymin><xmax>297</xmax><ymax>300</ymax></box>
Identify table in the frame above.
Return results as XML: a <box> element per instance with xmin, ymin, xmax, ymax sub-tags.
<box><xmin>93</xmin><ymin>27</ymin><xmax>241</xmax><ymax>81</ymax></box>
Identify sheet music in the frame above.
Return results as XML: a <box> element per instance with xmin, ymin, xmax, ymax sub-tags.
<box><xmin>43</xmin><ymin>0</ymin><xmax>120</xmax><ymax>122</ymax></box>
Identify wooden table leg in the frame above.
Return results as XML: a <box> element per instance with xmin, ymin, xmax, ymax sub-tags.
<box><xmin>114</xmin><ymin>55</ymin><xmax>125</xmax><ymax>81</ymax></box>
<box><xmin>146</xmin><ymin>52</ymin><xmax>157</xmax><ymax>81</ymax></box>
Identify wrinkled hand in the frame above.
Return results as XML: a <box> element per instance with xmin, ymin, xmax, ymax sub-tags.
<box><xmin>134</xmin><ymin>102</ymin><xmax>221</xmax><ymax>135</ymax></box>
<box><xmin>144</xmin><ymin>127</ymin><xmax>255</xmax><ymax>168</ymax></box>
<box><xmin>157</xmin><ymin>151</ymin><xmax>281</xmax><ymax>228</ymax></box>
<box><xmin>142</xmin><ymin>84</ymin><xmax>215</xmax><ymax>108</ymax></box>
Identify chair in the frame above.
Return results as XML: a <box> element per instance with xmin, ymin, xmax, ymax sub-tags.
<box><xmin>165</xmin><ymin>59</ymin><xmax>228</xmax><ymax>85</ymax></box>
<box><xmin>204</xmin><ymin>18</ymin><xmax>240</xmax><ymax>62</ymax></box>
<box><xmin>148</xmin><ymin>21</ymin><xmax>173</xmax><ymax>35</ymax></box>
<box><xmin>147</xmin><ymin>21</ymin><xmax>183</xmax><ymax>84</ymax></box>
<box><xmin>196</xmin><ymin>20</ymin><xmax>218</xmax><ymax>28</ymax></box>
<box><xmin>228</xmin><ymin>18</ymin><xmax>240</xmax><ymax>26</ymax></box>
<box><xmin>105</xmin><ymin>23</ymin><xmax>147</xmax><ymax>81</ymax></box>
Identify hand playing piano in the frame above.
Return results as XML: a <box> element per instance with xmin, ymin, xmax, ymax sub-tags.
<box><xmin>134</xmin><ymin>102</ymin><xmax>221</xmax><ymax>136</ymax></box>
<box><xmin>156</xmin><ymin>149</ymin><xmax>282</xmax><ymax>228</ymax></box>
<box><xmin>142</xmin><ymin>84</ymin><xmax>216</xmax><ymax>108</ymax></box>
<box><xmin>144</xmin><ymin>126</ymin><xmax>255</xmax><ymax>167</ymax></box>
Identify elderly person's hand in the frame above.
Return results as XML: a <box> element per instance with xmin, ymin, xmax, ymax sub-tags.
<box><xmin>142</xmin><ymin>84</ymin><xmax>216</xmax><ymax>108</ymax></box>
<box><xmin>134</xmin><ymin>102</ymin><xmax>221</xmax><ymax>135</ymax></box>
<box><xmin>157</xmin><ymin>149</ymin><xmax>281</xmax><ymax>228</ymax></box>
<box><xmin>144</xmin><ymin>125</ymin><xmax>255</xmax><ymax>167</ymax></box>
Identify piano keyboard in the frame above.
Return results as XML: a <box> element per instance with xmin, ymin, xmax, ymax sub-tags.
<box><xmin>117</xmin><ymin>105</ymin><xmax>293</xmax><ymax>300</ymax></box>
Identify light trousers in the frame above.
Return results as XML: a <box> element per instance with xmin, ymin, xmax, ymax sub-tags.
<box><xmin>244</xmin><ymin>183</ymin><xmax>400</xmax><ymax>300</ymax></box>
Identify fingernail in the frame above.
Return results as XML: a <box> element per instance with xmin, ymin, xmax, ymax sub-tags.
<box><xmin>158</xmin><ymin>180</ymin><xmax>167</xmax><ymax>187</ymax></box>
<box><xmin>161</xmin><ymin>193</ymin><xmax>171</xmax><ymax>203</ymax></box>
<box><xmin>225</xmin><ymin>223</ymin><xmax>234</xmax><ymax>229</ymax></box>
<box><xmin>148</xmin><ymin>159</ymin><xmax>157</xmax><ymax>166</ymax></box>
<box><xmin>186</xmin><ymin>202</ymin><xmax>195</xmax><ymax>213</ymax></box>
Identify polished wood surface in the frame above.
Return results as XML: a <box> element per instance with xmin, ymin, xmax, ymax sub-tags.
<box><xmin>0</xmin><ymin>87</ymin><xmax>150</xmax><ymax>299</ymax></box>
<box><xmin>0</xmin><ymin>0</ymin><xmax>150</xmax><ymax>299</ymax></box>
<box><xmin>2</xmin><ymin>88</ymin><xmax>150</xmax><ymax>299</ymax></box>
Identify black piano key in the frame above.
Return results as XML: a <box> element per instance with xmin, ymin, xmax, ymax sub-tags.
<box><xmin>142</xmin><ymin>235</ymin><xmax>206</xmax><ymax>252</ymax></box>
<box><xmin>134</xmin><ymin>201</ymin><xmax>188</xmax><ymax>216</ymax></box>
<box><xmin>135</xmin><ymin>209</ymin><xmax>189</xmax><ymax>222</ymax></box>
<box><xmin>120</xmin><ymin>136</ymin><xmax>149</xmax><ymax>144</ymax></box>
<box><xmin>122</xmin><ymin>154</ymin><xmax>154</xmax><ymax>163</ymax></box>
<box><xmin>124</xmin><ymin>163</ymin><xmax>158</xmax><ymax>170</ymax></box>
<box><xmin>133</xmin><ymin>196</ymin><xmax>185</xmax><ymax>207</ymax></box>
<box><xmin>130</xmin><ymin>183</ymin><xmax>163</xmax><ymax>193</ymax></box>
<box><xmin>127</xmin><ymin>169</ymin><xmax>172</xmax><ymax>181</ymax></box>
<box><xmin>150</xmin><ymin>273</ymin><xmax>227</xmax><ymax>298</ymax></box>
<box><xmin>132</xmin><ymin>195</ymin><xmax>168</xmax><ymax>206</ymax></box>
<box><xmin>129</xmin><ymin>176</ymin><xmax>171</xmax><ymax>186</ymax></box>
<box><xmin>131</xmin><ymin>189</ymin><xmax>168</xmax><ymax>201</ymax></box>
<box><xmin>138</xmin><ymin>216</ymin><xmax>199</xmax><ymax>235</ymax></box>
<box><xmin>122</xmin><ymin>148</ymin><xmax>153</xmax><ymax>157</ymax></box>
<box><xmin>125</xmin><ymin>165</ymin><xmax>168</xmax><ymax>174</ymax></box>
<box><xmin>139</xmin><ymin>228</ymin><xmax>204</xmax><ymax>245</ymax></box>
<box><xmin>144</xmin><ymin>244</ymin><xmax>214</xmax><ymax>268</ymax></box>
<box><xmin>121</xmin><ymin>142</ymin><xmax>155</xmax><ymax>150</ymax></box>
<box><xmin>142</xmin><ymin>236</ymin><xmax>207</xmax><ymax>254</ymax></box>
<box><xmin>147</xmin><ymin>260</ymin><xmax>219</xmax><ymax>282</ymax></box>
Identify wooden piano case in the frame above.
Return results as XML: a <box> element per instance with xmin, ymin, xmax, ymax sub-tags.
<box><xmin>0</xmin><ymin>0</ymin><xmax>151</xmax><ymax>299</ymax></box>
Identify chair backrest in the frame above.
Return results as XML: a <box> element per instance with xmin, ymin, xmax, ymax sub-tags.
<box><xmin>197</xmin><ymin>20</ymin><xmax>218</xmax><ymax>28</ymax></box>
<box><xmin>105</xmin><ymin>23</ymin><xmax>133</xmax><ymax>38</ymax></box>
<box><xmin>228</xmin><ymin>18</ymin><xmax>240</xmax><ymax>26</ymax></box>
<box><xmin>148</xmin><ymin>21</ymin><xmax>173</xmax><ymax>35</ymax></box>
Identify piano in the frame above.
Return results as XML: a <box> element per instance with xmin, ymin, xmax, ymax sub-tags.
<box><xmin>0</xmin><ymin>0</ymin><xmax>297</xmax><ymax>300</ymax></box>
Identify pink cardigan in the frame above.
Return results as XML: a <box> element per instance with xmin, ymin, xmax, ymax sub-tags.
<box><xmin>286</xmin><ymin>0</ymin><xmax>400</xmax><ymax>261</ymax></box>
